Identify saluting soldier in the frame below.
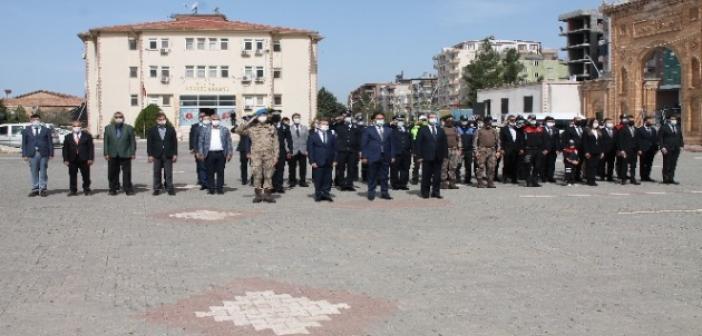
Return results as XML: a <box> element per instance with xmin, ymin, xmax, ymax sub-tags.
<box><xmin>236</xmin><ymin>109</ymin><xmax>280</xmax><ymax>203</ymax></box>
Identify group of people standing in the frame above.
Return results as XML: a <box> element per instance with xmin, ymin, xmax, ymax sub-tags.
<box><xmin>20</xmin><ymin>108</ymin><xmax>685</xmax><ymax>200</ymax></box>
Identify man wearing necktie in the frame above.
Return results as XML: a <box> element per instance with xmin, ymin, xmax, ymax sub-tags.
<box><xmin>21</xmin><ymin>114</ymin><xmax>54</xmax><ymax>197</ymax></box>
<box><xmin>147</xmin><ymin>112</ymin><xmax>179</xmax><ymax>196</ymax></box>
<box><xmin>288</xmin><ymin>113</ymin><xmax>310</xmax><ymax>188</ymax></box>
<box><xmin>562</xmin><ymin>116</ymin><xmax>586</xmax><ymax>183</ymax></box>
<box><xmin>614</xmin><ymin>114</ymin><xmax>640</xmax><ymax>185</ymax></box>
<box><xmin>599</xmin><ymin>118</ymin><xmax>617</xmax><ymax>182</ymax></box>
<box><xmin>307</xmin><ymin>118</ymin><xmax>336</xmax><ymax>202</ymax></box>
<box><xmin>104</xmin><ymin>111</ymin><xmax>137</xmax><ymax>195</ymax></box>
<box><xmin>62</xmin><ymin>120</ymin><xmax>94</xmax><ymax>196</ymax></box>
<box><xmin>415</xmin><ymin>113</ymin><xmax>449</xmax><ymax>198</ymax></box>
<box><xmin>361</xmin><ymin>113</ymin><xmax>395</xmax><ymax>201</ymax></box>
<box><xmin>659</xmin><ymin>114</ymin><xmax>684</xmax><ymax>184</ymax></box>
<box><xmin>635</xmin><ymin>116</ymin><xmax>659</xmax><ymax>182</ymax></box>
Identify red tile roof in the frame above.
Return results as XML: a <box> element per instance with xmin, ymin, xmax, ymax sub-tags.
<box><xmin>4</xmin><ymin>90</ymin><xmax>83</xmax><ymax>108</ymax></box>
<box><xmin>79</xmin><ymin>14</ymin><xmax>321</xmax><ymax>40</ymax></box>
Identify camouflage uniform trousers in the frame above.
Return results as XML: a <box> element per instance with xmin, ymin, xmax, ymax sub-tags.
<box><xmin>476</xmin><ymin>147</ymin><xmax>497</xmax><ymax>185</ymax></box>
<box><xmin>441</xmin><ymin>149</ymin><xmax>462</xmax><ymax>183</ymax></box>
<box><xmin>251</xmin><ymin>152</ymin><xmax>277</xmax><ymax>190</ymax></box>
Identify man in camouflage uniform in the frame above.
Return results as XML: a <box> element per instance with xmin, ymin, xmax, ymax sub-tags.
<box><xmin>236</xmin><ymin>108</ymin><xmax>279</xmax><ymax>203</ymax></box>
<box><xmin>473</xmin><ymin>118</ymin><xmax>501</xmax><ymax>188</ymax></box>
<box><xmin>441</xmin><ymin>115</ymin><xmax>462</xmax><ymax>189</ymax></box>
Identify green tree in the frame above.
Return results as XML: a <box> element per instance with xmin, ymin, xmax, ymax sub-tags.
<box><xmin>462</xmin><ymin>38</ymin><xmax>503</xmax><ymax>107</ymax></box>
<box><xmin>351</xmin><ymin>92</ymin><xmax>382</xmax><ymax>122</ymax></box>
<box><xmin>501</xmin><ymin>48</ymin><xmax>526</xmax><ymax>85</ymax></box>
<box><xmin>0</xmin><ymin>99</ymin><xmax>7</xmax><ymax>123</ymax></box>
<box><xmin>134</xmin><ymin>104</ymin><xmax>165</xmax><ymax>138</ymax></box>
<box><xmin>317</xmin><ymin>87</ymin><xmax>346</xmax><ymax>119</ymax></box>
<box><xmin>14</xmin><ymin>105</ymin><xmax>29</xmax><ymax>122</ymax></box>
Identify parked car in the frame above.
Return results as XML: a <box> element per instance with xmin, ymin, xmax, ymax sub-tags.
<box><xmin>0</xmin><ymin>123</ymin><xmax>62</xmax><ymax>148</ymax></box>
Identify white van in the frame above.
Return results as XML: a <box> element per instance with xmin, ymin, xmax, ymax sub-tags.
<box><xmin>0</xmin><ymin>123</ymin><xmax>61</xmax><ymax>148</ymax></box>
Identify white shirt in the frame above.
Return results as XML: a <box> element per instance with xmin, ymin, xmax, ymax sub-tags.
<box><xmin>318</xmin><ymin>130</ymin><xmax>327</xmax><ymax>144</ymax></box>
<box><xmin>509</xmin><ymin>127</ymin><xmax>516</xmax><ymax>141</ymax></box>
<box><xmin>592</xmin><ymin>129</ymin><xmax>598</xmax><ymax>139</ymax></box>
<box><xmin>209</xmin><ymin>127</ymin><xmax>223</xmax><ymax>151</ymax></box>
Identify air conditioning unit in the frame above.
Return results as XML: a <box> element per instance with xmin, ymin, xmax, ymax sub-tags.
<box><xmin>255</xmin><ymin>77</ymin><xmax>264</xmax><ymax>83</ymax></box>
<box><xmin>255</xmin><ymin>49</ymin><xmax>264</xmax><ymax>56</ymax></box>
<box><xmin>241</xmin><ymin>49</ymin><xmax>251</xmax><ymax>57</ymax></box>
<box><xmin>160</xmin><ymin>48</ymin><xmax>171</xmax><ymax>55</ymax></box>
<box><xmin>241</xmin><ymin>75</ymin><xmax>252</xmax><ymax>82</ymax></box>
<box><xmin>161</xmin><ymin>76</ymin><xmax>170</xmax><ymax>84</ymax></box>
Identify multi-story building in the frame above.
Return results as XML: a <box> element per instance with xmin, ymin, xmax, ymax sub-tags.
<box><xmin>476</xmin><ymin>81</ymin><xmax>582</xmax><ymax>122</ymax></box>
<box><xmin>79</xmin><ymin>13</ymin><xmax>322</xmax><ymax>137</ymax></box>
<box><xmin>433</xmin><ymin>39</ymin><xmax>542</xmax><ymax>109</ymax></box>
<box><xmin>519</xmin><ymin>49</ymin><xmax>570</xmax><ymax>83</ymax></box>
<box><xmin>559</xmin><ymin>9</ymin><xmax>608</xmax><ymax>81</ymax></box>
<box><xmin>348</xmin><ymin>73</ymin><xmax>438</xmax><ymax>120</ymax></box>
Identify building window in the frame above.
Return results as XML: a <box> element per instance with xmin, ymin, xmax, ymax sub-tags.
<box><xmin>161</xmin><ymin>38</ymin><xmax>169</xmax><ymax>49</ymax></box>
<box><xmin>197</xmin><ymin>65</ymin><xmax>206</xmax><ymax>78</ymax></box>
<box><xmin>148</xmin><ymin>38</ymin><xmax>158</xmax><ymax>50</ymax></box>
<box><xmin>208</xmin><ymin>66</ymin><xmax>218</xmax><ymax>78</ymax></box>
<box><xmin>220</xmin><ymin>38</ymin><xmax>229</xmax><ymax>50</ymax></box>
<box><xmin>209</xmin><ymin>38</ymin><xmax>217</xmax><ymax>50</ymax></box>
<box><xmin>501</xmin><ymin>98</ymin><xmax>509</xmax><ymax>114</ymax></box>
<box><xmin>161</xmin><ymin>66</ymin><xmax>170</xmax><ymax>78</ymax></box>
<box><xmin>185</xmin><ymin>66</ymin><xmax>194</xmax><ymax>78</ymax></box>
<box><xmin>197</xmin><ymin>38</ymin><xmax>206</xmax><ymax>50</ymax></box>
<box><xmin>244</xmin><ymin>96</ymin><xmax>255</xmax><ymax>108</ymax></box>
<box><xmin>255</xmin><ymin>66</ymin><xmax>265</xmax><ymax>79</ymax></box>
<box><xmin>255</xmin><ymin>39</ymin><xmax>265</xmax><ymax>51</ymax></box>
<box><xmin>149</xmin><ymin>66</ymin><xmax>158</xmax><ymax>78</ymax></box>
<box><xmin>128</xmin><ymin>38</ymin><xmax>137</xmax><ymax>50</ymax></box>
<box><xmin>256</xmin><ymin>96</ymin><xmax>265</xmax><ymax>106</ymax></box>
<box><xmin>244</xmin><ymin>66</ymin><xmax>254</xmax><ymax>79</ymax></box>
<box><xmin>129</xmin><ymin>66</ymin><xmax>138</xmax><ymax>78</ymax></box>
<box><xmin>162</xmin><ymin>95</ymin><xmax>172</xmax><ymax>106</ymax></box>
<box><xmin>130</xmin><ymin>94</ymin><xmax>138</xmax><ymax>106</ymax></box>
<box><xmin>220</xmin><ymin>66</ymin><xmax>229</xmax><ymax>78</ymax></box>
<box><xmin>273</xmin><ymin>40</ymin><xmax>281</xmax><ymax>52</ymax></box>
<box><xmin>273</xmin><ymin>68</ymin><xmax>282</xmax><ymax>79</ymax></box>
<box><xmin>274</xmin><ymin>94</ymin><xmax>282</xmax><ymax>106</ymax></box>
<box><xmin>186</xmin><ymin>38</ymin><xmax>194</xmax><ymax>50</ymax></box>
<box><xmin>243</xmin><ymin>39</ymin><xmax>253</xmax><ymax>51</ymax></box>
<box><xmin>523</xmin><ymin>96</ymin><xmax>534</xmax><ymax>113</ymax></box>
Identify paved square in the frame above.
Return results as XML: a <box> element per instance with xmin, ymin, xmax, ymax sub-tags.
<box><xmin>0</xmin><ymin>145</ymin><xmax>701</xmax><ymax>335</ymax></box>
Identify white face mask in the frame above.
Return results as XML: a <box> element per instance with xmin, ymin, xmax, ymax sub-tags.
<box><xmin>257</xmin><ymin>116</ymin><xmax>268</xmax><ymax>123</ymax></box>
<box><xmin>397</xmin><ymin>121</ymin><xmax>405</xmax><ymax>128</ymax></box>
<box><xmin>157</xmin><ymin>120</ymin><xmax>167</xmax><ymax>126</ymax></box>
<box><xmin>605</xmin><ymin>122</ymin><xmax>614</xmax><ymax>129</ymax></box>
<box><xmin>212</xmin><ymin>120</ymin><xmax>221</xmax><ymax>127</ymax></box>
<box><xmin>477</xmin><ymin>122</ymin><xmax>484</xmax><ymax>128</ymax></box>
<box><xmin>320</xmin><ymin>125</ymin><xmax>330</xmax><ymax>132</ymax></box>
<box><xmin>428</xmin><ymin>118</ymin><xmax>437</xmax><ymax>125</ymax></box>
<box><xmin>344</xmin><ymin>117</ymin><xmax>353</xmax><ymax>123</ymax></box>
<box><xmin>592</xmin><ymin>122</ymin><xmax>599</xmax><ymax>129</ymax></box>
<box><xmin>376</xmin><ymin>120</ymin><xmax>385</xmax><ymax>126</ymax></box>
<box><xmin>72</xmin><ymin>127</ymin><xmax>81</xmax><ymax>133</ymax></box>
<box><xmin>31</xmin><ymin>120</ymin><xmax>41</xmax><ymax>127</ymax></box>
<box><xmin>114</xmin><ymin>118</ymin><xmax>124</xmax><ymax>124</ymax></box>
<box><xmin>546</xmin><ymin>122</ymin><xmax>555</xmax><ymax>128</ymax></box>
<box><xmin>293</xmin><ymin>118</ymin><xmax>301</xmax><ymax>124</ymax></box>
<box><xmin>202</xmin><ymin>119</ymin><xmax>211</xmax><ymax>125</ymax></box>
<box><xmin>670</xmin><ymin>120</ymin><xmax>678</xmax><ymax>125</ymax></box>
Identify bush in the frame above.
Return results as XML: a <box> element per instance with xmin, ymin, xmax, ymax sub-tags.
<box><xmin>134</xmin><ymin>104</ymin><xmax>167</xmax><ymax>138</ymax></box>
<box><xmin>14</xmin><ymin>105</ymin><xmax>29</xmax><ymax>123</ymax></box>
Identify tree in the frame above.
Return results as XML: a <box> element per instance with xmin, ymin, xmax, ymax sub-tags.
<box><xmin>0</xmin><ymin>99</ymin><xmax>6</xmax><ymax>124</ymax></box>
<box><xmin>351</xmin><ymin>92</ymin><xmax>382</xmax><ymax>122</ymax></box>
<box><xmin>501</xmin><ymin>48</ymin><xmax>526</xmax><ymax>85</ymax></box>
<box><xmin>14</xmin><ymin>105</ymin><xmax>29</xmax><ymax>122</ymax></box>
<box><xmin>462</xmin><ymin>38</ymin><xmax>503</xmax><ymax>107</ymax></box>
<box><xmin>134</xmin><ymin>104</ymin><xmax>166</xmax><ymax>138</ymax></box>
<box><xmin>317</xmin><ymin>87</ymin><xmax>346</xmax><ymax>119</ymax></box>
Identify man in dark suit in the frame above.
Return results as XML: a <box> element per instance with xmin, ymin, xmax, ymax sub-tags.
<box><xmin>147</xmin><ymin>112</ymin><xmax>178</xmax><ymax>196</ymax></box>
<box><xmin>636</xmin><ymin>116</ymin><xmax>659</xmax><ymax>182</ymax></box>
<box><xmin>562</xmin><ymin>116</ymin><xmax>586</xmax><ymax>182</ymax></box>
<box><xmin>659</xmin><ymin>114</ymin><xmax>684</xmax><ymax>184</ymax></box>
<box><xmin>615</xmin><ymin>115</ymin><xmax>640</xmax><ymax>185</ymax></box>
<box><xmin>271</xmin><ymin>111</ymin><xmax>293</xmax><ymax>193</ymax></box>
<box><xmin>599</xmin><ymin>118</ymin><xmax>617</xmax><ymax>182</ymax></box>
<box><xmin>582</xmin><ymin>119</ymin><xmax>604</xmax><ymax>186</ymax></box>
<box><xmin>541</xmin><ymin>116</ymin><xmax>560</xmax><ymax>183</ymax></box>
<box><xmin>190</xmin><ymin>112</ymin><xmax>209</xmax><ymax>189</ymax></box>
<box><xmin>500</xmin><ymin>115</ymin><xmax>521</xmax><ymax>184</ymax></box>
<box><xmin>333</xmin><ymin>112</ymin><xmax>361</xmax><ymax>191</ymax></box>
<box><xmin>361</xmin><ymin>113</ymin><xmax>395</xmax><ymax>201</ymax></box>
<box><xmin>236</xmin><ymin>115</ymin><xmax>252</xmax><ymax>186</ymax></box>
<box><xmin>415</xmin><ymin>113</ymin><xmax>449</xmax><ymax>199</ymax></box>
<box><xmin>390</xmin><ymin>114</ymin><xmax>412</xmax><ymax>190</ymax></box>
<box><xmin>196</xmin><ymin>114</ymin><xmax>233</xmax><ymax>195</ymax></box>
<box><xmin>307</xmin><ymin>118</ymin><xmax>336</xmax><ymax>202</ymax></box>
<box><xmin>62</xmin><ymin>120</ymin><xmax>94</xmax><ymax>196</ymax></box>
<box><xmin>104</xmin><ymin>111</ymin><xmax>137</xmax><ymax>196</ymax></box>
<box><xmin>21</xmin><ymin>114</ymin><xmax>55</xmax><ymax>197</ymax></box>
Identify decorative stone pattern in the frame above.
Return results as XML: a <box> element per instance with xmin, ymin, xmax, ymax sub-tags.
<box><xmin>170</xmin><ymin>210</ymin><xmax>244</xmax><ymax>221</ymax></box>
<box><xmin>195</xmin><ymin>291</ymin><xmax>350</xmax><ymax>335</ymax></box>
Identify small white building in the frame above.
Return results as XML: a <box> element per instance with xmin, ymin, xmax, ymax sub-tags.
<box><xmin>477</xmin><ymin>81</ymin><xmax>582</xmax><ymax>122</ymax></box>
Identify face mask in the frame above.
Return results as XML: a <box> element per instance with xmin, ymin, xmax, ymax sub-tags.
<box><xmin>592</xmin><ymin>122</ymin><xmax>599</xmax><ymax>129</ymax></box>
<box><xmin>72</xmin><ymin>127</ymin><xmax>81</xmax><ymax>133</ymax></box>
<box><xmin>509</xmin><ymin>122</ymin><xmax>516</xmax><ymax>127</ymax></box>
<box><xmin>528</xmin><ymin>120</ymin><xmax>537</xmax><ymax>126</ymax></box>
<box><xmin>428</xmin><ymin>118</ymin><xmax>437</xmax><ymax>125</ymax></box>
<box><xmin>293</xmin><ymin>118</ymin><xmax>301</xmax><ymax>124</ymax></box>
<box><xmin>621</xmin><ymin>119</ymin><xmax>629</xmax><ymax>125</ymax></box>
<box><xmin>397</xmin><ymin>121</ymin><xmax>405</xmax><ymax>128</ymax></box>
<box><xmin>605</xmin><ymin>122</ymin><xmax>614</xmax><ymax>129</ymax></box>
<box><xmin>344</xmin><ymin>117</ymin><xmax>353</xmax><ymax>123</ymax></box>
<box><xmin>546</xmin><ymin>122</ymin><xmax>555</xmax><ymax>128</ymax></box>
<box><xmin>670</xmin><ymin>120</ymin><xmax>678</xmax><ymax>125</ymax></box>
<box><xmin>257</xmin><ymin>116</ymin><xmax>268</xmax><ymax>123</ymax></box>
<box><xmin>356</xmin><ymin>121</ymin><xmax>365</xmax><ymax>126</ymax></box>
<box><xmin>202</xmin><ymin>119</ymin><xmax>211</xmax><ymax>125</ymax></box>
<box><xmin>376</xmin><ymin>120</ymin><xmax>385</xmax><ymax>126</ymax></box>
<box><xmin>461</xmin><ymin>121</ymin><xmax>468</xmax><ymax>126</ymax></box>
<box><xmin>157</xmin><ymin>120</ymin><xmax>167</xmax><ymax>126</ymax></box>
<box><xmin>114</xmin><ymin>118</ymin><xmax>124</xmax><ymax>124</ymax></box>
<box><xmin>212</xmin><ymin>120</ymin><xmax>221</xmax><ymax>127</ymax></box>
<box><xmin>477</xmin><ymin>122</ymin><xmax>484</xmax><ymax>128</ymax></box>
<box><xmin>31</xmin><ymin>120</ymin><xmax>41</xmax><ymax>127</ymax></box>
<box><xmin>320</xmin><ymin>125</ymin><xmax>329</xmax><ymax>132</ymax></box>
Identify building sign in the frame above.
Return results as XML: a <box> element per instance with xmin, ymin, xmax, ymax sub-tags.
<box><xmin>633</xmin><ymin>15</ymin><xmax>682</xmax><ymax>39</ymax></box>
<box><xmin>184</xmin><ymin>82</ymin><xmax>231</xmax><ymax>93</ymax></box>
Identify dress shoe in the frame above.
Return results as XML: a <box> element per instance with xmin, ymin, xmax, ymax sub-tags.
<box><xmin>216</xmin><ymin>189</ymin><xmax>224</xmax><ymax>195</ymax></box>
<box><xmin>68</xmin><ymin>191</ymin><xmax>78</xmax><ymax>197</ymax></box>
<box><xmin>241</xmin><ymin>180</ymin><xmax>248</xmax><ymax>186</ymax></box>
<box><xmin>200</xmin><ymin>185</ymin><xmax>208</xmax><ymax>191</ymax></box>
<box><xmin>400</xmin><ymin>186</ymin><xmax>410</xmax><ymax>190</ymax></box>
<box><xmin>125</xmin><ymin>190</ymin><xmax>135</xmax><ymax>196</ymax></box>
<box><xmin>487</xmin><ymin>184</ymin><xmax>497</xmax><ymax>189</ymax></box>
<box><xmin>380</xmin><ymin>194</ymin><xmax>393</xmax><ymax>200</ymax></box>
<box><xmin>152</xmin><ymin>190</ymin><xmax>161</xmax><ymax>196</ymax></box>
<box><xmin>28</xmin><ymin>190</ymin><xmax>39</xmax><ymax>197</ymax></box>
<box><xmin>367</xmin><ymin>194</ymin><xmax>376</xmax><ymax>201</ymax></box>
<box><xmin>323</xmin><ymin>195</ymin><xmax>334</xmax><ymax>202</ymax></box>
<box><xmin>168</xmin><ymin>190</ymin><xmax>176</xmax><ymax>196</ymax></box>
<box><xmin>84</xmin><ymin>190</ymin><xmax>92</xmax><ymax>196</ymax></box>
<box><xmin>587</xmin><ymin>182</ymin><xmax>598</xmax><ymax>187</ymax></box>
<box><xmin>40</xmin><ymin>190</ymin><xmax>48</xmax><ymax>197</ymax></box>
<box><xmin>109</xmin><ymin>190</ymin><xmax>118</xmax><ymax>196</ymax></box>
<box><xmin>548</xmin><ymin>178</ymin><xmax>557</xmax><ymax>183</ymax></box>
<box><xmin>299</xmin><ymin>182</ymin><xmax>309</xmax><ymax>187</ymax></box>
<box><xmin>431</xmin><ymin>194</ymin><xmax>443</xmax><ymax>199</ymax></box>
<box><xmin>670</xmin><ymin>181</ymin><xmax>680</xmax><ymax>185</ymax></box>
<box><xmin>315</xmin><ymin>197</ymin><xmax>322</xmax><ymax>202</ymax></box>
<box><xmin>420</xmin><ymin>194</ymin><xmax>430</xmax><ymax>199</ymax></box>
<box><xmin>208</xmin><ymin>190</ymin><xmax>216</xmax><ymax>195</ymax></box>
<box><xmin>630</xmin><ymin>180</ymin><xmax>641</xmax><ymax>185</ymax></box>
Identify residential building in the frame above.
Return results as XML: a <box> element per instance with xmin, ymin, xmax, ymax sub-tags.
<box><xmin>3</xmin><ymin>90</ymin><xmax>83</xmax><ymax>116</ymax></box>
<box><xmin>348</xmin><ymin>73</ymin><xmax>438</xmax><ymax>120</ymax></box>
<box><xmin>519</xmin><ymin>49</ymin><xmax>570</xmax><ymax>82</ymax></box>
<box><xmin>79</xmin><ymin>13</ymin><xmax>322</xmax><ymax>137</ymax></box>
<box><xmin>476</xmin><ymin>81</ymin><xmax>582</xmax><ymax>122</ymax></box>
<box><xmin>559</xmin><ymin>9</ymin><xmax>608</xmax><ymax>81</ymax></box>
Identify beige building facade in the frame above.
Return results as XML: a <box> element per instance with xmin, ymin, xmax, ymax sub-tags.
<box><xmin>79</xmin><ymin>14</ymin><xmax>321</xmax><ymax>137</ymax></box>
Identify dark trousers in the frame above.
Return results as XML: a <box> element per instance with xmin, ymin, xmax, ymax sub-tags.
<box><xmin>367</xmin><ymin>156</ymin><xmax>389</xmax><ymax>196</ymax></box>
<box><xmin>662</xmin><ymin>148</ymin><xmax>680</xmax><ymax>182</ymax></box>
<box><xmin>421</xmin><ymin>159</ymin><xmax>443</xmax><ymax>197</ymax></box>
<box><xmin>335</xmin><ymin>151</ymin><xmax>357</xmax><ymax>188</ymax></box>
<box><xmin>411</xmin><ymin>154</ymin><xmax>421</xmax><ymax>183</ymax></box>
<box><xmin>205</xmin><ymin>151</ymin><xmax>225</xmax><ymax>191</ymax></box>
<box><xmin>108</xmin><ymin>157</ymin><xmax>133</xmax><ymax>192</ymax></box>
<box><xmin>564</xmin><ymin>162</ymin><xmax>576</xmax><ymax>184</ymax></box>
<box><xmin>502</xmin><ymin>149</ymin><xmax>519</xmax><ymax>182</ymax></box>
<box><xmin>639</xmin><ymin>148</ymin><xmax>657</xmax><ymax>180</ymax></box>
<box><xmin>239</xmin><ymin>152</ymin><xmax>248</xmax><ymax>184</ymax></box>
<box><xmin>462</xmin><ymin>150</ymin><xmax>473</xmax><ymax>183</ymax></box>
<box><xmin>68</xmin><ymin>160</ymin><xmax>91</xmax><ymax>192</ymax></box>
<box><xmin>391</xmin><ymin>152</ymin><xmax>411</xmax><ymax>188</ymax></box>
<box><xmin>312</xmin><ymin>164</ymin><xmax>332</xmax><ymax>198</ymax></box>
<box><xmin>585</xmin><ymin>156</ymin><xmax>600</xmax><ymax>184</ymax></box>
<box><xmin>153</xmin><ymin>156</ymin><xmax>174</xmax><ymax>191</ymax></box>
<box><xmin>273</xmin><ymin>155</ymin><xmax>286</xmax><ymax>190</ymax></box>
<box><xmin>574</xmin><ymin>151</ymin><xmax>585</xmax><ymax>181</ymax></box>
<box><xmin>196</xmin><ymin>158</ymin><xmax>208</xmax><ymax>186</ymax></box>
<box><xmin>523</xmin><ymin>150</ymin><xmax>543</xmax><ymax>185</ymax></box>
<box><xmin>599</xmin><ymin>150</ymin><xmax>616</xmax><ymax>180</ymax></box>
<box><xmin>541</xmin><ymin>151</ymin><xmax>557</xmax><ymax>182</ymax></box>
<box><xmin>618</xmin><ymin>151</ymin><xmax>638</xmax><ymax>182</ymax></box>
<box><xmin>288</xmin><ymin>153</ymin><xmax>307</xmax><ymax>185</ymax></box>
